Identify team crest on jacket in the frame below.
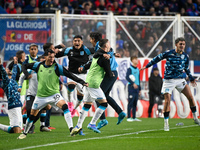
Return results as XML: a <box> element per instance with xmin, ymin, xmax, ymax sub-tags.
<box><xmin>80</xmin><ymin>51</ymin><xmax>84</xmax><ymax>55</ymax></box>
<box><xmin>70</xmin><ymin>51</ymin><xmax>73</xmax><ymax>56</ymax></box>
<box><xmin>181</xmin><ymin>55</ymin><xmax>185</xmax><ymax>59</ymax></box>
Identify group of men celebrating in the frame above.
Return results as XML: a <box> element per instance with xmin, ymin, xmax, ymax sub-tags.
<box><xmin>0</xmin><ymin>31</ymin><xmax>127</xmax><ymax>139</ymax></box>
<box><xmin>0</xmin><ymin>32</ymin><xmax>199</xmax><ymax>140</ymax></box>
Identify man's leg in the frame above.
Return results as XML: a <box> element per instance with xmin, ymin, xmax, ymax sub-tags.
<box><xmin>56</xmin><ymin>100</ymin><xmax>73</xmax><ymax>133</ymax></box>
<box><xmin>148</xmin><ymin>94</ymin><xmax>155</xmax><ymax>118</ymax></box>
<box><xmin>71</xmin><ymin>103</ymin><xmax>92</xmax><ymax>136</ymax></box>
<box><xmin>67</xmin><ymin>83</ymin><xmax>76</xmax><ymax>112</ymax></box>
<box><xmin>88</xmin><ymin>100</ymin><xmax>108</xmax><ymax>133</ymax></box>
<box><xmin>181</xmin><ymin>85</ymin><xmax>200</xmax><ymax>124</ymax></box>
<box><xmin>132</xmin><ymin>93</ymin><xmax>141</xmax><ymax>121</ymax></box>
<box><xmin>163</xmin><ymin>93</ymin><xmax>171</xmax><ymax>131</ymax></box>
<box><xmin>18</xmin><ymin>109</ymin><xmax>39</xmax><ymax>139</ymax></box>
<box><xmin>71</xmin><ymin>91</ymin><xmax>84</xmax><ymax>117</ymax></box>
<box><xmin>99</xmin><ymin>71</ymin><xmax>125</xmax><ymax>126</ymax></box>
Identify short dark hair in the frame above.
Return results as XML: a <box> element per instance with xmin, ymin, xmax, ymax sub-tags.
<box><xmin>43</xmin><ymin>43</ymin><xmax>53</xmax><ymax>52</ymax></box>
<box><xmin>29</xmin><ymin>43</ymin><xmax>38</xmax><ymax>49</ymax></box>
<box><xmin>175</xmin><ymin>37</ymin><xmax>185</xmax><ymax>44</ymax></box>
<box><xmin>99</xmin><ymin>39</ymin><xmax>108</xmax><ymax>48</ymax></box>
<box><xmin>42</xmin><ymin>49</ymin><xmax>55</xmax><ymax>56</ymax></box>
<box><xmin>90</xmin><ymin>32</ymin><xmax>102</xmax><ymax>43</ymax></box>
<box><xmin>73</xmin><ymin>35</ymin><xmax>82</xmax><ymax>40</ymax></box>
<box><xmin>130</xmin><ymin>55</ymin><xmax>138</xmax><ymax>61</ymax></box>
<box><xmin>37</xmin><ymin>56</ymin><xmax>45</xmax><ymax>61</ymax></box>
<box><xmin>16</xmin><ymin>50</ymin><xmax>25</xmax><ymax>59</ymax></box>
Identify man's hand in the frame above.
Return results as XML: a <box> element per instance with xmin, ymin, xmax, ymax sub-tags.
<box><xmin>140</xmin><ymin>67</ymin><xmax>146</xmax><ymax>71</ymax></box>
<box><xmin>190</xmin><ymin>80</ymin><xmax>197</xmax><ymax>87</ymax></box>
<box><xmin>115</xmin><ymin>53</ymin><xmax>121</xmax><ymax>58</ymax></box>
<box><xmin>27</xmin><ymin>74</ymin><xmax>32</xmax><ymax>79</ymax></box>
<box><xmin>59</xmin><ymin>43</ymin><xmax>66</xmax><ymax>48</ymax></box>
<box><xmin>54</xmin><ymin>48</ymin><xmax>59</xmax><ymax>53</ymax></box>
<box><xmin>78</xmin><ymin>67</ymin><xmax>84</xmax><ymax>73</ymax></box>
<box><xmin>133</xmin><ymin>83</ymin><xmax>138</xmax><ymax>89</ymax></box>
<box><xmin>18</xmin><ymin>88</ymin><xmax>22</xmax><ymax>93</ymax></box>
<box><xmin>84</xmin><ymin>83</ymin><xmax>89</xmax><ymax>87</ymax></box>
<box><xmin>13</xmin><ymin>57</ymin><xmax>18</xmax><ymax>64</ymax></box>
<box><xmin>103</xmin><ymin>54</ymin><xmax>110</xmax><ymax>60</ymax></box>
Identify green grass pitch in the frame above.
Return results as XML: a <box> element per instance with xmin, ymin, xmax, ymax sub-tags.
<box><xmin>0</xmin><ymin>116</ymin><xmax>200</xmax><ymax>150</ymax></box>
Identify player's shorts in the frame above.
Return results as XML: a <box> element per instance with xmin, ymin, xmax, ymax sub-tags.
<box><xmin>20</xmin><ymin>95</ymin><xmax>26</xmax><ymax>105</ymax></box>
<box><xmin>32</xmin><ymin>93</ymin><xmax>64</xmax><ymax>110</ymax></box>
<box><xmin>68</xmin><ymin>73</ymin><xmax>86</xmax><ymax>95</ymax></box>
<box><xmin>161</xmin><ymin>78</ymin><xmax>187</xmax><ymax>95</ymax></box>
<box><xmin>83</xmin><ymin>87</ymin><xmax>106</xmax><ymax>103</ymax></box>
<box><xmin>8</xmin><ymin>107</ymin><xmax>22</xmax><ymax>129</ymax></box>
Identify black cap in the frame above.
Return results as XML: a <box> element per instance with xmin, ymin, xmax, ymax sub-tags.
<box><xmin>153</xmin><ymin>67</ymin><xmax>159</xmax><ymax>71</ymax></box>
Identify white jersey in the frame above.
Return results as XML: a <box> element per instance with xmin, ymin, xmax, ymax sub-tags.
<box><xmin>18</xmin><ymin>70</ymin><xmax>38</xmax><ymax>96</ymax></box>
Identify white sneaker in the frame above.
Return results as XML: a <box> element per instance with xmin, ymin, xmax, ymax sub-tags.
<box><xmin>17</xmin><ymin>133</ymin><xmax>27</xmax><ymax>139</ymax></box>
<box><xmin>133</xmin><ymin>118</ymin><xmax>142</xmax><ymax>121</ymax></box>
<box><xmin>127</xmin><ymin>118</ymin><xmax>134</xmax><ymax>122</ymax></box>
<box><xmin>194</xmin><ymin>119</ymin><xmax>200</xmax><ymax>125</ymax></box>
<box><xmin>164</xmin><ymin>123</ymin><xmax>169</xmax><ymax>131</ymax></box>
<box><xmin>40</xmin><ymin>126</ymin><xmax>51</xmax><ymax>132</ymax></box>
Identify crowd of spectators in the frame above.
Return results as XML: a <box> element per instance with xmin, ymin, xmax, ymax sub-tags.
<box><xmin>1</xmin><ymin>0</ymin><xmax>200</xmax><ymax>16</ymax></box>
<box><xmin>1</xmin><ymin>0</ymin><xmax>200</xmax><ymax>60</ymax></box>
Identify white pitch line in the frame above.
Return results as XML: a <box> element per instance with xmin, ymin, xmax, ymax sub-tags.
<box><xmin>12</xmin><ymin>125</ymin><xmax>198</xmax><ymax>150</ymax></box>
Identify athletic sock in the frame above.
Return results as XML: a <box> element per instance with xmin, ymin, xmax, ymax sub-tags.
<box><xmin>24</xmin><ymin>115</ymin><xmax>35</xmax><ymax>134</ymax></box>
<box><xmin>63</xmin><ymin>109</ymin><xmax>73</xmax><ymax>129</ymax></box>
<box><xmin>0</xmin><ymin>123</ymin><xmax>12</xmax><ymax>133</ymax></box>
<box><xmin>164</xmin><ymin>111</ymin><xmax>170</xmax><ymax>125</ymax></box>
<box><xmin>190</xmin><ymin>106</ymin><xmax>198</xmax><ymax>120</ymax></box>
<box><xmin>90</xmin><ymin>103</ymin><xmax>107</xmax><ymax>125</ymax></box>
<box><xmin>40</xmin><ymin>113</ymin><xmax>46</xmax><ymax>126</ymax></box>
<box><xmin>77</xmin><ymin>104</ymin><xmax>91</xmax><ymax>128</ymax></box>
<box><xmin>74</xmin><ymin>95</ymin><xmax>83</xmax><ymax>109</ymax></box>
<box><xmin>22</xmin><ymin>114</ymin><xmax>27</xmax><ymax>128</ymax></box>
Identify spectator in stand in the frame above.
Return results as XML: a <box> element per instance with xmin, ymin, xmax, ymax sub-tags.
<box><xmin>112</xmin><ymin>0</ymin><xmax>122</xmax><ymax>15</ymax></box>
<box><xmin>180</xmin><ymin>7</ymin><xmax>187</xmax><ymax>16</ymax></box>
<box><xmin>122</xmin><ymin>0</ymin><xmax>133</xmax><ymax>11</ymax></box>
<box><xmin>6</xmin><ymin>2</ymin><xmax>17</xmax><ymax>14</ymax></box>
<box><xmin>16</xmin><ymin>6</ymin><xmax>22</xmax><ymax>14</ymax></box>
<box><xmin>52</xmin><ymin>0</ymin><xmax>61</xmax><ymax>9</ymax></box>
<box><xmin>163</xmin><ymin>6</ymin><xmax>170</xmax><ymax>16</ymax></box>
<box><xmin>116</xmin><ymin>33</ymin><xmax>124</xmax><ymax>50</ymax></box>
<box><xmin>120</xmin><ymin>6</ymin><xmax>129</xmax><ymax>15</ymax></box>
<box><xmin>197</xmin><ymin>0</ymin><xmax>200</xmax><ymax>12</ymax></box>
<box><xmin>146</xmin><ymin>6</ymin><xmax>156</xmax><ymax>16</ymax></box>
<box><xmin>143</xmin><ymin>36</ymin><xmax>155</xmax><ymax>54</ymax></box>
<box><xmin>62</xmin><ymin>6</ymin><xmax>70</xmax><ymax>14</ymax></box>
<box><xmin>40</xmin><ymin>0</ymin><xmax>54</xmax><ymax>13</ymax></box>
<box><xmin>141</xmin><ymin>21</ymin><xmax>153</xmax><ymax>41</ymax></box>
<box><xmin>23</xmin><ymin>0</ymin><xmax>36</xmax><ymax>13</ymax></box>
<box><xmin>33</xmin><ymin>7</ymin><xmax>40</xmax><ymax>13</ymax></box>
<box><xmin>130</xmin><ymin>0</ymin><xmax>146</xmax><ymax>15</ymax></box>
<box><xmin>167</xmin><ymin>0</ymin><xmax>180</xmax><ymax>13</ymax></box>
<box><xmin>151</xmin><ymin>0</ymin><xmax>164</xmax><ymax>15</ymax></box>
<box><xmin>81</xmin><ymin>2</ymin><xmax>93</xmax><ymax>15</ymax></box>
